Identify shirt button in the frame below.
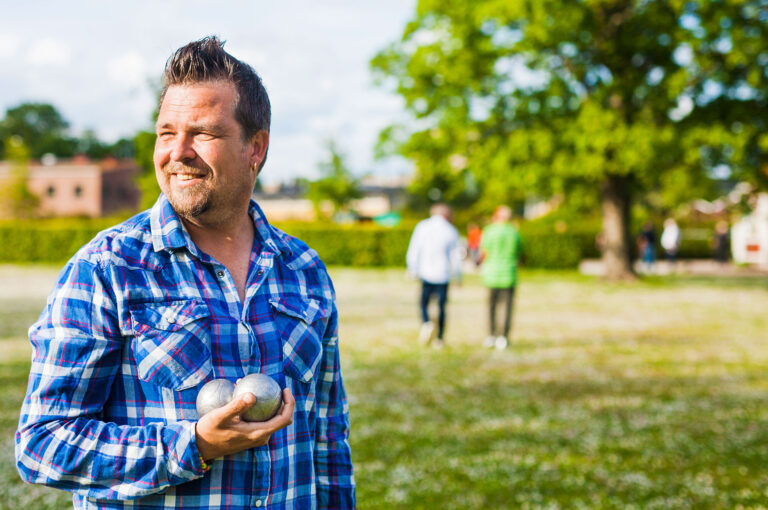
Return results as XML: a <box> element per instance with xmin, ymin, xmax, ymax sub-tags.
<box><xmin>254</xmin><ymin>500</ymin><xmax>263</xmax><ymax>507</ymax></box>
<box><xmin>257</xmin><ymin>269</ymin><xmax>264</xmax><ymax>276</ymax></box>
<box><xmin>217</xmin><ymin>270</ymin><xmax>225</xmax><ymax>278</ymax></box>
<box><xmin>166</xmin><ymin>316</ymin><xmax>176</xmax><ymax>324</ymax></box>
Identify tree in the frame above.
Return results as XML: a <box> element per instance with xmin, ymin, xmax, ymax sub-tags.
<box><xmin>133</xmin><ymin>130</ymin><xmax>160</xmax><ymax>210</ymax></box>
<box><xmin>0</xmin><ymin>137</ymin><xmax>39</xmax><ymax>218</ymax></box>
<box><xmin>307</xmin><ymin>140</ymin><xmax>362</xmax><ymax>219</ymax></box>
<box><xmin>372</xmin><ymin>0</ymin><xmax>768</xmax><ymax>279</ymax></box>
<box><xmin>0</xmin><ymin>103</ymin><xmax>77</xmax><ymax>159</ymax></box>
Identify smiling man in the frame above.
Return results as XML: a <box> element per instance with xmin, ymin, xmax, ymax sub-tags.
<box><xmin>15</xmin><ymin>37</ymin><xmax>355</xmax><ymax>509</ymax></box>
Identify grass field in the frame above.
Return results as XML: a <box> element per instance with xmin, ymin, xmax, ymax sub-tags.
<box><xmin>2</xmin><ymin>265</ymin><xmax>768</xmax><ymax>509</ymax></box>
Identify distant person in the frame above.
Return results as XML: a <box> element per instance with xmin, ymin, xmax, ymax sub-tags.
<box><xmin>467</xmin><ymin>222</ymin><xmax>483</xmax><ymax>266</ymax></box>
<box><xmin>406</xmin><ymin>203</ymin><xmax>463</xmax><ymax>348</ymax></box>
<box><xmin>660</xmin><ymin>218</ymin><xmax>682</xmax><ymax>264</ymax></box>
<box><xmin>714</xmin><ymin>220</ymin><xmax>730</xmax><ymax>263</ymax></box>
<box><xmin>15</xmin><ymin>37</ymin><xmax>355</xmax><ymax>509</ymax></box>
<box><xmin>478</xmin><ymin>205</ymin><xmax>522</xmax><ymax>351</ymax></box>
<box><xmin>638</xmin><ymin>221</ymin><xmax>657</xmax><ymax>272</ymax></box>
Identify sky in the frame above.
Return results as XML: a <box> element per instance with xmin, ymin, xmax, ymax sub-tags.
<box><xmin>0</xmin><ymin>1</ymin><xmax>415</xmax><ymax>184</ymax></box>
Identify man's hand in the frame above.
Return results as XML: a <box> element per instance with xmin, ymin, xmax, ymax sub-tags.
<box><xmin>195</xmin><ymin>387</ymin><xmax>295</xmax><ymax>461</ymax></box>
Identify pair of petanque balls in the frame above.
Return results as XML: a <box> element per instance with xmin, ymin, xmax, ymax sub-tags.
<box><xmin>196</xmin><ymin>373</ymin><xmax>282</xmax><ymax>422</ymax></box>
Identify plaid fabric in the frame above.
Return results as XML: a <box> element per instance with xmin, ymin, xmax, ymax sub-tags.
<box><xmin>15</xmin><ymin>195</ymin><xmax>355</xmax><ymax>509</ymax></box>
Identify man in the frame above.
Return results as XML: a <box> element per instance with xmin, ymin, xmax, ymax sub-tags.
<box><xmin>15</xmin><ymin>37</ymin><xmax>355</xmax><ymax>509</ymax></box>
<box><xmin>478</xmin><ymin>205</ymin><xmax>522</xmax><ymax>351</ymax></box>
<box><xmin>660</xmin><ymin>218</ymin><xmax>681</xmax><ymax>266</ymax></box>
<box><xmin>405</xmin><ymin>203</ymin><xmax>462</xmax><ymax>348</ymax></box>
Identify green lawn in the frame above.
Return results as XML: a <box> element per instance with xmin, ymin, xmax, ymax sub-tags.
<box><xmin>2</xmin><ymin>265</ymin><xmax>768</xmax><ymax>509</ymax></box>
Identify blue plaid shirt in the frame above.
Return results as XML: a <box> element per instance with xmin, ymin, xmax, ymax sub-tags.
<box><xmin>16</xmin><ymin>195</ymin><xmax>355</xmax><ymax>509</ymax></box>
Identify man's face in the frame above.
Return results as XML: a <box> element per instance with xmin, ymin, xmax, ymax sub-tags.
<box><xmin>153</xmin><ymin>81</ymin><xmax>267</xmax><ymax>222</ymax></box>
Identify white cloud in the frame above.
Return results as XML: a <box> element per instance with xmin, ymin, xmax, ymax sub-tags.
<box><xmin>0</xmin><ymin>34</ymin><xmax>20</xmax><ymax>58</ymax></box>
<box><xmin>26</xmin><ymin>38</ymin><xmax>71</xmax><ymax>66</ymax></box>
<box><xmin>0</xmin><ymin>0</ymin><xmax>416</xmax><ymax>182</ymax></box>
<box><xmin>107</xmin><ymin>51</ymin><xmax>148</xmax><ymax>90</ymax></box>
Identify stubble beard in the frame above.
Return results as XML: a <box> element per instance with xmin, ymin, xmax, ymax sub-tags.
<box><xmin>162</xmin><ymin>163</ymin><xmax>214</xmax><ymax>220</ymax></box>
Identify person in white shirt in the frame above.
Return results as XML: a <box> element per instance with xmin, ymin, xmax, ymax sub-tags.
<box><xmin>660</xmin><ymin>218</ymin><xmax>682</xmax><ymax>264</ymax></box>
<box><xmin>406</xmin><ymin>203</ymin><xmax>463</xmax><ymax>347</ymax></box>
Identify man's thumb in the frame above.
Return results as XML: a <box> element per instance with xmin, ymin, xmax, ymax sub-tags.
<box><xmin>218</xmin><ymin>392</ymin><xmax>256</xmax><ymax>419</ymax></box>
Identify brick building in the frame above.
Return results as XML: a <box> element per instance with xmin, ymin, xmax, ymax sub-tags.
<box><xmin>0</xmin><ymin>157</ymin><xmax>141</xmax><ymax>218</ymax></box>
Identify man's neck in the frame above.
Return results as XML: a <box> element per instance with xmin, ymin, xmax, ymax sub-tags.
<box><xmin>181</xmin><ymin>208</ymin><xmax>255</xmax><ymax>261</ymax></box>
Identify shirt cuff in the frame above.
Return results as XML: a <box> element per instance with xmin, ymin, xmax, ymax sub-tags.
<box><xmin>163</xmin><ymin>421</ymin><xmax>209</xmax><ymax>483</ymax></box>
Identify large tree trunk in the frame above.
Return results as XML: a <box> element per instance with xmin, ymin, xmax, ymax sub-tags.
<box><xmin>601</xmin><ymin>174</ymin><xmax>635</xmax><ymax>280</ymax></box>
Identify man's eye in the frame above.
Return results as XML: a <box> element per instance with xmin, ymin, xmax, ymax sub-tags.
<box><xmin>196</xmin><ymin>133</ymin><xmax>216</xmax><ymax>141</ymax></box>
<box><xmin>158</xmin><ymin>132</ymin><xmax>174</xmax><ymax>139</ymax></box>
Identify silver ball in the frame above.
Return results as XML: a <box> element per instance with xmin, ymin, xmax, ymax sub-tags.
<box><xmin>196</xmin><ymin>378</ymin><xmax>235</xmax><ymax>418</ymax></box>
<box><xmin>232</xmin><ymin>373</ymin><xmax>282</xmax><ymax>422</ymax></box>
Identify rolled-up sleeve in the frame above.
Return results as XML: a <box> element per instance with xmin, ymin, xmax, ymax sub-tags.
<box><xmin>313</xmin><ymin>303</ymin><xmax>356</xmax><ymax>509</ymax></box>
<box><xmin>15</xmin><ymin>256</ymin><xmax>205</xmax><ymax>500</ymax></box>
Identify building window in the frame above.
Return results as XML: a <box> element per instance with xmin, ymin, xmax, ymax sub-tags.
<box><xmin>47</xmin><ymin>186</ymin><xmax>55</xmax><ymax>197</ymax></box>
<box><xmin>74</xmin><ymin>185</ymin><xmax>83</xmax><ymax>198</ymax></box>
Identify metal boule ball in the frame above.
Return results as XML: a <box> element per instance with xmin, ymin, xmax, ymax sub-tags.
<box><xmin>232</xmin><ymin>373</ymin><xmax>282</xmax><ymax>422</ymax></box>
<box><xmin>196</xmin><ymin>378</ymin><xmax>235</xmax><ymax>418</ymax></box>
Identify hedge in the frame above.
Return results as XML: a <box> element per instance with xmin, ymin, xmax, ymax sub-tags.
<box><xmin>0</xmin><ymin>220</ymin><xmax>715</xmax><ymax>268</ymax></box>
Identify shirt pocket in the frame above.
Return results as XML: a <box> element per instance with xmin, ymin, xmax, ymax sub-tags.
<box><xmin>129</xmin><ymin>299</ymin><xmax>212</xmax><ymax>391</ymax></box>
<box><xmin>269</xmin><ymin>297</ymin><xmax>327</xmax><ymax>384</ymax></box>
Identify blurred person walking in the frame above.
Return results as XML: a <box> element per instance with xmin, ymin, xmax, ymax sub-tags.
<box><xmin>406</xmin><ymin>203</ymin><xmax>463</xmax><ymax>348</ymax></box>
<box><xmin>714</xmin><ymin>220</ymin><xmax>731</xmax><ymax>263</ymax></box>
<box><xmin>467</xmin><ymin>222</ymin><xmax>482</xmax><ymax>266</ymax></box>
<box><xmin>637</xmin><ymin>221</ymin><xmax>657</xmax><ymax>273</ymax></box>
<box><xmin>660</xmin><ymin>218</ymin><xmax>682</xmax><ymax>266</ymax></box>
<box><xmin>478</xmin><ymin>205</ymin><xmax>522</xmax><ymax>351</ymax></box>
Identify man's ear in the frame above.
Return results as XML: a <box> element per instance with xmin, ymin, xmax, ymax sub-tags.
<box><xmin>249</xmin><ymin>130</ymin><xmax>270</xmax><ymax>174</ymax></box>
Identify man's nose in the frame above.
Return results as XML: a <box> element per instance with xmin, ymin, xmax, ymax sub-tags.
<box><xmin>169</xmin><ymin>134</ymin><xmax>196</xmax><ymax>162</ymax></box>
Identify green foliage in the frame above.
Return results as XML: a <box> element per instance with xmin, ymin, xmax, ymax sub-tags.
<box><xmin>0</xmin><ymin>224</ymin><xmax>107</xmax><ymax>263</ymax></box>
<box><xmin>0</xmin><ymin>219</ymin><xmax>605</xmax><ymax>269</ymax></box>
<box><xmin>134</xmin><ymin>130</ymin><xmax>160</xmax><ymax>210</ymax></box>
<box><xmin>277</xmin><ymin>223</ymin><xmax>413</xmax><ymax>267</ymax></box>
<box><xmin>0</xmin><ymin>103</ymin><xmax>76</xmax><ymax>159</ymax></box>
<box><xmin>0</xmin><ymin>138</ymin><xmax>39</xmax><ymax>219</ymax></box>
<box><xmin>306</xmin><ymin>141</ymin><xmax>363</xmax><ymax>218</ymax></box>
<box><xmin>0</xmin><ymin>209</ymin><xmax>715</xmax><ymax>267</ymax></box>
<box><xmin>0</xmin><ymin>102</ymin><xmax>140</xmax><ymax>161</ymax></box>
<box><xmin>372</xmin><ymin>0</ymin><xmax>768</xmax><ymax>276</ymax></box>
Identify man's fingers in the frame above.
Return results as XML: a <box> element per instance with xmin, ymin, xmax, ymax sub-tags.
<box><xmin>282</xmin><ymin>388</ymin><xmax>295</xmax><ymax>413</ymax></box>
<box><xmin>275</xmin><ymin>388</ymin><xmax>295</xmax><ymax>423</ymax></box>
<box><xmin>214</xmin><ymin>392</ymin><xmax>256</xmax><ymax>421</ymax></box>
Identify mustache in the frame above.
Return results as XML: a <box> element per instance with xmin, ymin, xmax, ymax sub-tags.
<box><xmin>163</xmin><ymin>162</ymin><xmax>210</xmax><ymax>176</ymax></box>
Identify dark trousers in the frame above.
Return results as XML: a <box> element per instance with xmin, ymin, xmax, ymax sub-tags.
<box><xmin>489</xmin><ymin>286</ymin><xmax>515</xmax><ymax>338</ymax></box>
<box><xmin>420</xmin><ymin>281</ymin><xmax>448</xmax><ymax>339</ymax></box>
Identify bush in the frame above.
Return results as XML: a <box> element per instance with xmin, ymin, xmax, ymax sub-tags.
<box><xmin>520</xmin><ymin>231</ymin><xmax>599</xmax><ymax>269</ymax></box>
<box><xmin>0</xmin><ymin>224</ymin><xmax>104</xmax><ymax>263</ymax></box>
<box><xmin>277</xmin><ymin>224</ymin><xmax>413</xmax><ymax>267</ymax></box>
<box><xmin>0</xmin><ymin>219</ymin><xmax>601</xmax><ymax>269</ymax></box>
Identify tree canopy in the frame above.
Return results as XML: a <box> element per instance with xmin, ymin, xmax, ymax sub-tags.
<box><xmin>307</xmin><ymin>140</ymin><xmax>363</xmax><ymax>219</ymax></box>
<box><xmin>372</xmin><ymin>0</ymin><xmax>768</xmax><ymax>278</ymax></box>
<box><xmin>0</xmin><ymin>102</ymin><xmax>135</xmax><ymax>161</ymax></box>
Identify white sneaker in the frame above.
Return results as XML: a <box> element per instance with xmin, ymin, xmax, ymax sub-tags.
<box><xmin>432</xmin><ymin>338</ymin><xmax>445</xmax><ymax>349</ymax></box>
<box><xmin>419</xmin><ymin>321</ymin><xmax>436</xmax><ymax>345</ymax></box>
<box><xmin>494</xmin><ymin>336</ymin><xmax>509</xmax><ymax>350</ymax></box>
<box><xmin>483</xmin><ymin>336</ymin><xmax>496</xmax><ymax>348</ymax></box>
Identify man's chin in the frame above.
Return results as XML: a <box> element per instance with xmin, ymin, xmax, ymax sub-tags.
<box><xmin>167</xmin><ymin>195</ymin><xmax>210</xmax><ymax>219</ymax></box>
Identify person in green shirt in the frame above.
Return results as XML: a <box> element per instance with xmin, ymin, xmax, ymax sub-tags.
<box><xmin>478</xmin><ymin>205</ymin><xmax>523</xmax><ymax>350</ymax></box>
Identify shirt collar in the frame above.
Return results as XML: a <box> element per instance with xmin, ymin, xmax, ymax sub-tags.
<box><xmin>150</xmin><ymin>194</ymin><xmax>290</xmax><ymax>259</ymax></box>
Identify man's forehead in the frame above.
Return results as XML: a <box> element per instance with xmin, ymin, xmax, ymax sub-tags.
<box><xmin>160</xmin><ymin>81</ymin><xmax>237</xmax><ymax>114</ymax></box>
